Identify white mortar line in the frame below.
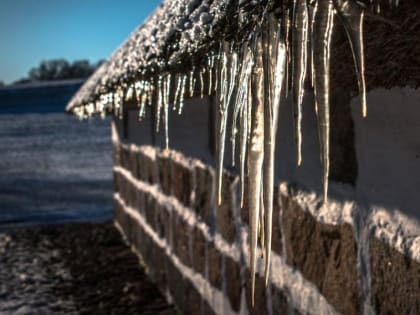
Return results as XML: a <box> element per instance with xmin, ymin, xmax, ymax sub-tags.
<box><xmin>115</xmin><ymin>166</ymin><xmax>340</xmax><ymax>315</ymax></box>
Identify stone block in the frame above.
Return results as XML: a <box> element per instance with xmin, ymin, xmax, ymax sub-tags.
<box><xmin>245</xmin><ymin>270</ymin><xmax>269</xmax><ymax>315</ymax></box>
<box><xmin>157</xmin><ymin>151</ymin><xmax>172</xmax><ymax>195</ymax></box>
<box><xmin>282</xmin><ymin>193</ymin><xmax>360</xmax><ymax>315</ymax></box>
<box><xmin>170</xmin><ymin>156</ymin><xmax>194</xmax><ymax>207</ymax></box>
<box><xmin>216</xmin><ymin>171</ymin><xmax>239</xmax><ymax>244</ymax></box>
<box><xmin>192</xmin><ymin>226</ymin><xmax>206</xmax><ymax>276</ymax></box>
<box><xmin>370</xmin><ymin>237</ymin><xmax>420</xmax><ymax>314</ymax></box>
<box><xmin>225</xmin><ymin>256</ymin><xmax>242</xmax><ymax>312</ymax></box>
<box><xmin>207</xmin><ymin>244</ymin><xmax>222</xmax><ymax>289</ymax></box>
<box><xmin>194</xmin><ymin>162</ymin><xmax>215</xmax><ymax>226</ymax></box>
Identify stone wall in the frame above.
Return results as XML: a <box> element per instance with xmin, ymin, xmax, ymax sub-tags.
<box><xmin>112</xmin><ymin>124</ymin><xmax>419</xmax><ymax>315</ymax></box>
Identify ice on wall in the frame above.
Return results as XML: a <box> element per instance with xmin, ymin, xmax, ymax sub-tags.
<box><xmin>67</xmin><ymin>0</ymin><xmax>401</xmax><ymax>304</ymax></box>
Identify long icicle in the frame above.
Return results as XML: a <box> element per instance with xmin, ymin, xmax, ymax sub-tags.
<box><xmin>313</xmin><ymin>0</ymin><xmax>335</xmax><ymax>203</ymax></box>
<box><xmin>216</xmin><ymin>42</ymin><xmax>229</xmax><ymax>205</ymax></box>
<box><xmin>249</xmin><ymin>33</ymin><xmax>264</xmax><ymax>306</ymax></box>
<box><xmin>292</xmin><ymin>0</ymin><xmax>309</xmax><ymax>167</ymax></box>
<box><xmin>335</xmin><ymin>0</ymin><xmax>367</xmax><ymax>117</ymax></box>
<box><xmin>264</xmin><ymin>15</ymin><xmax>287</xmax><ymax>286</ymax></box>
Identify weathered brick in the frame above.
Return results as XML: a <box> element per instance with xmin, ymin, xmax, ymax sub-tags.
<box><xmin>170</xmin><ymin>156</ymin><xmax>194</xmax><ymax>206</ymax></box>
<box><xmin>245</xmin><ymin>271</ymin><xmax>269</xmax><ymax>315</ymax></box>
<box><xmin>225</xmin><ymin>256</ymin><xmax>242</xmax><ymax>312</ymax></box>
<box><xmin>172</xmin><ymin>212</ymin><xmax>191</xmax><ymax>268</ymax></box>
<box><xmin>216</xmin><ymin>171</ymin><xmax>239</xmax><ymax>243</ymax></box>
<box><xmin>157</xmin><ymin>151</ymin><xmax>172</xmax><ymax>195</ymax></box>
<box><xmin>270</xmin><ymin>285</ymin><xmax>289</xmax><ymax>315</ymax></box>
<box><xmin>144</xmin><ymin>194</ymin><xmax>157</xmax><ymax>230</ymax></box>
<box><xmin>370</xmin><ymin>237</ymin><xmax>420</xmax><ymax>314</ymax></box>
<box><xmin>282</xmin><ymin>192</ymin><xmax>360</xmax><ymax>315</ymax></box>
<box><xmin>194</xmin><ymin>162</ymin><xmax>215</xmax><ymax>226</ymax></box>
<box><xmin>155</xmin><ymin>202</ymin><xmax>171</xmax><ymax>241</ymax></box>
<box><xmin>138</xmin><ymin>147</ymin><xmax>158</xmax><ymax>184</ymax></box>
<box><xmin>207</xmin><ymin>244</ymin><xmax>222</xmax><ymax>289</ymax></box>
<box><xmin>271</xmin><ymin>187</ymin><xmax>283</xmax><ymax>256</ymax></box>
<box><xmin>192</xmin><ymin>227</ymin><xmax>206</xmax><ymax>276</ymax></box>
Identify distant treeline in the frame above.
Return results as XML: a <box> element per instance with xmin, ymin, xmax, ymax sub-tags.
<box><xmin>11</xmin><ymin>59</ymin><xmax>105</xmax><ymax>85</ymax></box>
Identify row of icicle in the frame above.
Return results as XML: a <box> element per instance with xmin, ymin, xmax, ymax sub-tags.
<box><xmin>72</xmin><ymin>0</ymin><xmax>399</xmax><ymax>305</ymax></box>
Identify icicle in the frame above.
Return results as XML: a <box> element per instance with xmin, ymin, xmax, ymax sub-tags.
<box><xmin>335</xmin><ymin>1</ymin><xmax>367</xmax><ymax>117</ymax></box>
<box><xmin>164</xmin><ymin>73</ymin><xmax>171</xmax><ymax>150</ymax></box>
<box><xmin>216</xmin><ymin>42</ymin><xmax>230</xmax><ymax>206</ymax></box>
<box><xmin>156</xmin><ymin>75</ymin><xmax>163</xmax><ymax>132</ymax></box>
<box><xmin>208</xmin><ymin>54</ymin><xmax>215</xmax><ymax>95</ymax></box>
<box><xmin>200</xmin><ymin>68</ymin><xmax>205</xmax><ymax>98</ymax></box>
<box><xmin>189</xmin><ymin>67</ymin><xmax>196</xmax><ymax>98</ymax></box>
<box><xmin>174</xmin><ymin>73</ymin><xmax>182</xmax><ymax>111</ymax></box>
<box><xmin>292</xmin><ymin>0</ymin><xmax>309</xmax><ymax>167</ymax></box>
<box><xmin>248</xmin><ymin>33</ymin><xmax>264</xmax><ymax>306</ymax></box>
<box><xmin>263</xmin><ymin>15</ymin><xmax>287</xmax><ymax>286</ymax></box>
<box><xmin>178</xmin><ymin>74</ymin><xmax>187</xmax><ymax>115</ymax></box>
<box><xmin>312</xmin><ymin>0</ymin><xmax>335</xmax><ymax>203</ymax></box>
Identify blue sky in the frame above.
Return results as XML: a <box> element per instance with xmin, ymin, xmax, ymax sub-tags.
<box><xmin>0</xmin><ymin>0</ymin><xmax>162</xmax><ymax>84</ymax></box>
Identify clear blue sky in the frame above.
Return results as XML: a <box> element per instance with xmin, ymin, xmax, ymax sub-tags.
<box><xmin>0</xmin><ymin>0</ymin><xmax>162</xmax><ymax>84</ymax></box>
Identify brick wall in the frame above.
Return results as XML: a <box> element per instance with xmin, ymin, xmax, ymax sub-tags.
<box><xmin>112</xmin><ymin>126</ymin><xmax>419</xmax><ymax>315</ymax></box>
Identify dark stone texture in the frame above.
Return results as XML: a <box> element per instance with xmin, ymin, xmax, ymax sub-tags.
<box><xmin>240</xmin><ymin>179</ymin><xmax>249</xmax><ymax>226</ymax></box>
<box><xmin>216</xmin><ymin>171</ymin><xmax>238</xmax><ymax>244</ymax></box>
<box><xmin>183</xmin><ymin>281</ymin><xmax>202</xmax><ymax>315</ymax></box>
<box><xmin>171</xmin><ymin>212</ymin><xmax>191</xmax><ymax>268</ymax></box>
<box><xmin>282</xmin><ymin>194</ymin><xmax>360</xmax><ymax>315</ymax></box>
<box><xmin>194</xmin><ymin>162</ymin><xmax>215</xmax><ymax>226</ymax></box>
<box><xmin>156</xmin><ymin>202</ymin><xmax>171</xmax><ymax>241</ymax></box>
<box><xmin>170</xmin><ymin>158</ymin><xmax>194</xmax><ymax>207</ymax></box>
<box><xmin>245</xmin><ymin>271</ymin><xmax>269</xmax><ymax>315</ymax></box>
<box><xmin>370</xmin><ymin>237</ymin><xmax>420</xmax><ymax>315</ymax></box>
<box><xmin>271</xmin><ymin>285</ymin><xmax>289</xmax><ymax>315</ymax></box>
<box><xmin>166</xmin><ymin>259</ymin><xmax>185</xmax><ymax>312</ymax></box>
<box><xmin>157</xmin><ymin>152</ymin><xmax>172</xmax><ymax>195</ymax></box>
<box><xmin>192</xmin><ymin>227</ymin><xmax>206</xmax><ymax>276</ymax></box>
<box><xmin>271</xmin><ymin>187</ymin><xmax>283</xmax><ymax>256</ymax></box>
<box><xmin>225</xmin><ymin>256</ymin><xmax>242</xmax><ymax>312</ymax></box>
<box><xmin>144</xmin><ymin>194</ymin><xmax>157</xmax><ymax>230</ymax></box>
<box><xmin>207</xmin><ymin>244</ymin><xmax>222</xmax><ymax>289</ymax></box>
<box><xmin>138</xmin><ymin>149</ymin><xmax>159</xmax><ymax>184</ymax></box>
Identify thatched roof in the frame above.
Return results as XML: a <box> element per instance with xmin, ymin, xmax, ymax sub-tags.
<box><xmin>67</xmin><ymin>0</ymin><xmax>418</xmax><ymax>113</ymax></box>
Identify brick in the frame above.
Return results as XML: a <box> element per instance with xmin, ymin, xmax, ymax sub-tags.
<box><xmin>245</xmin><ymin>270</ymin><xmax>269</xmax><ymax>315</ymax></box>
<box><xmin>172</xmin><ymin>212</ymin><xmax>191</xmax><ymax>268</ymax></box>
<box><xmin>370</xmin><ymin>237</ymin><xmax>420</xmax><ymax>314</ymax></box>
<box><xmin>207</xmin><ymin>244</ymin><xmax>222</xmax><ymax>289</ymax></box>
<box><xmin>225</xmin><ymin>256</ymin><xmax>242</xmax><ymax>312</ymax></box>
<box><xmin>271</xmin><ymin>187</ymin><xmax>283</xmax><ymax>256</ymax></box>
<box><xmin>282</xmin><ymin>192</ymin><xmax>360</xmax><ymax>315</ymax></box>
<box><xmin>170</xmin><ymin>156</ymin><xmax>194</xmax><ymax>206</ymax></box>
<box><xmin>157</xmin><ymin>151</ymin><xmax>172</xmax><ymax>195</ymax></box>
<box><xmin>270</xmin><ymin>285</ymin><xmax>289</xmax><ymax>315</ymax></box>
<box><xmin>138</xmin><ymin>147</ymin><xmax>158</xmax><ymax>184</ymax></box>
<box><xmin>192</xmin><ymin>227</ymin><xmax>206</xmax><ymax>276</ymax></box>
<box><xmin>216</xmin><ymin>171</ymin><xmax>239</xmax><ymax>243</ymax></box>
<box><xmin>194</xmin><ymin>162</ymin><xmax>215</xmax><ymax>226</ymax></box>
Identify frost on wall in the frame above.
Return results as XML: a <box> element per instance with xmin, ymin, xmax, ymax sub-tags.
<box><xmin>66</xmin><ymin>0</ymin><xmax>400</xmax><ymax>303</ymax></box>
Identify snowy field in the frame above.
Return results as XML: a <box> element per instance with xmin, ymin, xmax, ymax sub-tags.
<box><xmin>0</xmin><ymin>112</ymin><xmax>113</xmax><ymax>227</ymax></box>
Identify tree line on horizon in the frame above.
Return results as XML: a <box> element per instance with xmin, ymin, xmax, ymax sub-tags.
<box><xmin>9</xmin><ymin>59</ymin><xmax>105</xmax><ymax>86</ymax></box>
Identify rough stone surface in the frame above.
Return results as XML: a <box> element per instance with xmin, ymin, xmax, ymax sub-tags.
<box><xmin>245</xmin><ymin>271</ymin><xmax>269</xmax><ymax>315</ymax></box>
<box><xmin>157</xmin><ymin>152</ymin><xmax>172</xmax><ymax>195</ymax></box>
<box><xmin>282</xmin><ymin>194</ymin><xmax>360</xmax><ymax>315</ymax></box>
<box><xmin>216</xmin><ymin>171</ymin><xmax>238</xmax><ymax>244</ymax></box>
<box><xmin>207</xmin><ymin>244</ymin><xmax>222</xmax><ymax>289</ymax></box>
<box><xmin>192</xmin><ymin>226</ymin><xmax>206</xmax><ymax>276</ymax></box>
<box><xmin>225</xmin><ymin>255</ymin><xmax>242</xmax><ymax>312</ymax></box>
<box><xmin>170</xmin><ymin>157</ymin><xmax>194</xmax><ymax>207</ymax></box>
<box><xmin>194</xmin><ymin>162</ymin><xmax>215</xmax><ymax>226</ymax></box>
<box><xmin>370</xmin><ymin>237</ymin><xmax>420</xmax><ymax>315</ymax></box>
